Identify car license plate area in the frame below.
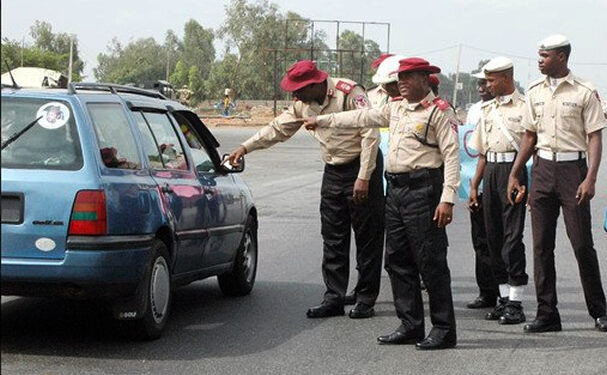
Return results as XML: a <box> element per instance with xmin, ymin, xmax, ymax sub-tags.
<box><xmin>1</xmin><ymin>193</ymin><xmax>24</xmax><ymax>224</ymax></box>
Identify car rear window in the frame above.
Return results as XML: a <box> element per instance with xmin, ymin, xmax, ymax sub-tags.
<box><xmin>1</xmin><ymin>97</ymin><xmax>83</xmax><ymax>170</ymax></box>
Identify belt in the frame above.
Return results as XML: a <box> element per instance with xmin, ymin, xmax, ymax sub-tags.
<box><xmin>486</xmin><ymin>151</ymin><xmax>516</xmax><ymax>163</ymax></box>
<box><xmin>537</xmin><ymin>149</ymin><xmax>586</xmax><ymax>162</ymax></box>
<box><xmin>385</xmin><ymin>168</ymin><xmax>443</xmax><ymax>188</ymax></box>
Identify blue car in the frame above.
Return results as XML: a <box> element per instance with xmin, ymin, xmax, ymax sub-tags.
<box><xmin>1</xmin><ymin>83</ymin><xmax>258</xmax><ymax>339</ymax></box>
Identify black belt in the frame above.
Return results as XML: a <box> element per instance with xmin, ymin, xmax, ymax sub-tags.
<box><xmin>325</xmin><ymin>156</ymin><xmax>360</xmax><ymax>172</ymax></box>
<box><xmin>385</xmin><ymin>167</ymin><xmax>443</xmax><ymax>188</ymax></box>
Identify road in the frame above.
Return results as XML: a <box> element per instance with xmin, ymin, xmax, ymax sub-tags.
<box><xmin>2</xmin><ymin>127</ymin><xmax>607</xmax><ymax>375</ymax></box>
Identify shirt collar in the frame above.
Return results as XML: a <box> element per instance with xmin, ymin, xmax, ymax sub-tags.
<box><xmin>495</xmin><ymin>89</ymin><xmax>520</xmax><ymax>105</ymax></box>
<box><xmin>543</xmin><ymin>70</ymin><xmax>575</xmax><ymax>87</ymax></box>
<box><xmin>402</xmin><ymin>91</ymin><xmax>435</xmax><ymax>111</ymax></box>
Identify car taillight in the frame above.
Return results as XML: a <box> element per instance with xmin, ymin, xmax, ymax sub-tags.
<box><xmin>69</xmin><ymin>190</ymin><xmax>107</xmax><ymax>235</ymax></box>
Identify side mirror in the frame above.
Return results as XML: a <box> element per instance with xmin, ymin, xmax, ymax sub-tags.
<box><xmin>221</xmin><ymin>153</ymin><xmax>245</xmax><ymax>173</ymax></box>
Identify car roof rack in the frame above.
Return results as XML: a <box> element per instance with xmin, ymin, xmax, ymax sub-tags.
<box><xmin>68</xmin><ymin>82</ymin><xmax>167</xmax><ymax>100</ymax></box>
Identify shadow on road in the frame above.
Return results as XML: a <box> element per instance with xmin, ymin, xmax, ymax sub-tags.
<box><xmin>1</xmin><ymin>280</ymin><xmax>325</xmax><ymax>360</ymax></box>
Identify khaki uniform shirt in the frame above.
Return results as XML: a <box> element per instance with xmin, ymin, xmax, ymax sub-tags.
<box><xmin>316</xmin><ymin>91</ymin><xmax>460</xmax><ymax>203</ymax></box>
<box><xmin>241</xmin><ymin>77</ymin><xmax>379</xmax><ymax>180</ymax></box>
<box><xmin>470</xmin><ymin>89</ymin><xmax>526</xmax><ymax>154</ymax></box>
<box><xmin>368</xmin><ymin>86</ymin><xmax>389</xmax><ymax>109</ymax></box>
<box><xmin>522</xmin><ymin>72</ymin><xmax>607</xmax><ymax>152</ymax></box>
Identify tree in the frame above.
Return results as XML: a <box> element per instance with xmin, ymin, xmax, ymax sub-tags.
<box><xmin>1</xmin><ymin>20</ymin><xmax>84</xmax><ymax>81</ymax></box>
<box><xmin>337</xmin><ymin>30</ymin><xmax>381</xmax><ymax>88</ymax></box>
<box><xmin>94</xmin><ymin>37</ymin><xmax>165</xmax><ymax>84</ymax></box>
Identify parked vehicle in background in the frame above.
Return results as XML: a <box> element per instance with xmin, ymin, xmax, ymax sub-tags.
<box><xmin>1</xmin><ymin>83</ymin><xmax>258</xmax><ymax>339</ymax></box>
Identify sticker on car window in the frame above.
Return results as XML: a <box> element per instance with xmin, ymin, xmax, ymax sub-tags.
<box><xmin>36</xmin><ymin>102</ymin><xmax>70</xmax><ymax>129</ymax></box>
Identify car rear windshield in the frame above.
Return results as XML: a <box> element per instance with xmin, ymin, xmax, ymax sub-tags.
<box><xmin>1</xmin><ymin>97</ymin><xmax>83</xmax><ymax>170</ymax></box>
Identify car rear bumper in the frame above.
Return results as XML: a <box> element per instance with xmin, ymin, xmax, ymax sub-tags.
<box><xmin>1</xmin><ymin>234</ymin><xmax>154</xmax><ymax>298</ymax></box>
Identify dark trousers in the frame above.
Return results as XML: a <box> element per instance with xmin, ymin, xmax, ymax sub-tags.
<box><xmin>469</xmin><ymin>196</ymin><xmax>499</xmax><ymax>298</ymax></box>
<box><xmin>482</xmin><ymin>162</ymin><xmax>529</xmax><ymax>287</ymax></box>
<box><xmin>320</xmin><ymin>154</ymin><xmax>384</xmax><ymax>306</ymax></box>
<box><xmin>384</xmin><ymin>168</ymin><xmax>456</xmax><ymax>336</ymax></box>
<box><xmin>529</xmin><ymin>157</ymin><xmax>606</xmax><ymax>320</ymax></box>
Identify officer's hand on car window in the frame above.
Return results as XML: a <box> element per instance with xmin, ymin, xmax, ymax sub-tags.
<box><xmin>229</xmin><ymin>146</ymin><xmax>247</xmax><ymax>167</ymax></box>
<box><xmin>576</xmin><ymin>178</ymin><xmax>595</xmax><ymax>205</ymax></box>
<box><xmin>352</xmin><ymin>178</ymin><xmax>369</xmax><ymax>205</ymax></box>
<box><xmin>434</xmin><ymin>202</ymin><xmax>454</xmax><ymax>228</ymax></box>
<box><xmin>303</xmin><ymin>116</ymin><xmax>318</xmax><ymax>131</ymax></box>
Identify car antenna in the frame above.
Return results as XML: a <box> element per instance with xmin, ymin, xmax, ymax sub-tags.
<box><xmin>2</xmin><ymin>57</ymin><xmax>20</xmax><ymax>89</ymax></box>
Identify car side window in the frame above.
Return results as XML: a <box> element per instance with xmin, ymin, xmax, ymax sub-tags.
<box><xmin>132</xmin><ymin>112</ymin><xmax>164</xmax><ymax>169</ymax></box>
<box><xmin>141</xmin><ymin>112</ymin><xmax>188</xmax><ymax>171</ymax></box>
<box><xmin>172</xmin><ymin>112</ymin><xmax>216</xmax><ymax>173</ymax></box>
<box><xmin>88</xmin><ymin>103</ymin><xmax>140</xmax><ymax>169</ymax></box>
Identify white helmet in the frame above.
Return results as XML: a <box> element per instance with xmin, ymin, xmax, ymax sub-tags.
<box><xmin>372</xmin><ymin>55</ymin><xmax>406</xmax><ymax>85</ymax></box>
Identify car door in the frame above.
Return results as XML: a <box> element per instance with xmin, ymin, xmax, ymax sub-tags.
<box><xmin>132</xmin><ymin>110</ymin><xmax>208</xmax><ymax>275</ymax></box>
<box><xmin>171</xmin><ymin>111</ymin><xmax>245</xmax><ymax>267</ymax></box>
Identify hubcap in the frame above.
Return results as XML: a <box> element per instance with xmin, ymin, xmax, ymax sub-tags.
<box><xmin>150</xmin><ymin>257</ymin><xmax>170</xmax><ymax>324</ymax></box>
<box><xmin>242</xmin><ymin>231</ymin><xmax>257</xmax><ymax>283</ymax></box>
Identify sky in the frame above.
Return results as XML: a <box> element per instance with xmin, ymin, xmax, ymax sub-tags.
<box><xmin>2</xmin><ymin>0</ymin><xmax>607</xmax><ymax>98</ymax></box>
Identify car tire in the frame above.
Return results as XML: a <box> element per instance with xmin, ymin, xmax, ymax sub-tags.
<box><xmin>132</xmin><ymin>239</ymin><xmax>172</xmax><ymax>340</ymax></box>
<box><xmin>218</xmin><ymin>216</ymin><xmax>257</xmax><ymax>296</ymax></box>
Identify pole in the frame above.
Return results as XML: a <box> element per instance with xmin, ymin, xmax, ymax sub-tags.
<box><xmin>360</xmin><ymin>23</ymin><xmax>366</xmax><ymax>84</ymax></box>
<box><xmin>68</xmin><ymin>37</ymin><xmax>73</xmax><ymax>85</ymax></box>
<box><xmin>166</xmin><ymin>39</ymin><xmax>171</xmax><ymax>81</ymax></box>
<box><xmin>273</xmin><ymin>50</ymin><xmax>278</xmax><ymax>117</ymax></box>
<box><xmin>21</xmin><ymin>37</ymin><xmax>25</xmax><ymax>67</ymax></box>
<box><xmin>452</xmin><ymin>44</ymin><xmax>462</xmax><ymax>107</ymax></box>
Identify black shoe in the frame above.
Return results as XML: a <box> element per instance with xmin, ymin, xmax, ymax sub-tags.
<box><xmin>523</xmin><ymin>318</ymin><xmax>562</xmax><ymax>333</ymax></box>
<box><xmin>415</xmin><ymin>334</ymin><xmax>457</xmax><ymax>350</ymax></box>
<box><xmin>344</xmin><ymin>292</ymin><xmax>356</xmax><ymax>305</ymax></box>
<box><xmin>349</xmin><ymin>302</ymin><xmax>374</xmax><ymax>319</ymax></box>
<box><xmin>499</xmin><ymin>301</ymin><xmax>526</xmax><ymax>325</ymax></box>
<box><xmin>485</xmin><ymin>297</ymin><xmax>508</xmax><ymax>320</ymax></box>
<box><xmin>377</xmin><ymin>327</ymin><xmax>425</xmax><ymax>345</ymax></box>
<box><xmin>467</xmin><ymin>295</ymin><xmax>497</xmax><ymax>309</ymax></box>
<box><xmin>595</xmin><ymin>315</ymin><xmax>607</xmax><ymax>332</ymax></box>
<box><xmin>306</xmin><ymin>302</ymin><xmax>344</xmax><ymax>318</ymax></box>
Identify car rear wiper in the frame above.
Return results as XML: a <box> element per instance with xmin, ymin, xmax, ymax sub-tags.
<box><xmin>1</xmin><ymin>116</ymin><xmax>43</xmax><ymax>150</ymax></box>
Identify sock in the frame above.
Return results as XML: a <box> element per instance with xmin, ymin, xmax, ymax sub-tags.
<box><xmin>509</xmin><ymin>285</ymin><xmax>524</xmax><ymax>302</ymax></box>
<box><xmin>499</xmin><ymin>284</ymin><xmax>510</xmax><ymax>298</ymax></box>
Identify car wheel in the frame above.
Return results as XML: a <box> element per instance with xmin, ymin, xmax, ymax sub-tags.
<box><xmin>218</xmin><ymin>216</ymin><xmax>257</xmax><ymax>296</ymax></box>
<box><xmin>132</xmin><ymin>239</ymin><xmax>172</xmax><ymax>340</ymax></box>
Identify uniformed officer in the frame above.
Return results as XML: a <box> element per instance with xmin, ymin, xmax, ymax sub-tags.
<box><xmin>465</xmin><ymin>69</ymin><xmax>499</xmax><ymax>310</ymax></box>
<box><xmin>367</xmin><ymin>53</ymin><xmax>394</xmax><ymax>109</ymax></box>
<box><xmin>507</xmin><ymin>35</ymin><xmax>607</xmax><ymax>333</ymax></box>
<box><xmin>305</xmin><ymin>57</ymin><xmax>460</xmax><ymax>350</ymax></box>
<box><xmin>469</xmin><ymin>57</ymin><xmax>528</xmax><ymax>325</ymax></box>
<box><xmin>228</xmin><ymin>60</ymin><xmax>385</xmax><ymax>320</ymax></box>
<box><xmin>344</xmin><ymin>54</ymin><xmax>405</xmax><ymax>305</ymax></box>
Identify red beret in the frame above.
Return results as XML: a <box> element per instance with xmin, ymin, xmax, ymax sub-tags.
<box><xmin>428</xmin><ymin>74</ymin><xmax>440</xmax><ymax>87</ymax></box>
<box><xmin>280</xmin><ymin>60</ymin><xmax>328</xmax><ymax>92</ymax></box>
<box><xmin>371</xmin><ymin>53</ymin><xmax>394</xmax><ymax>69</ymax></box>
<box><xmin>397</xmin><ymin>57</ymin><xmax>441</xmax><ymax>74</ymax></box>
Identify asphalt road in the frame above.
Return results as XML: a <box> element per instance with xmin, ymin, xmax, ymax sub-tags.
<box><xmin>2</xmin><ymin>127</ymin><xmax>607</xmax><ymax>375</ymax></box>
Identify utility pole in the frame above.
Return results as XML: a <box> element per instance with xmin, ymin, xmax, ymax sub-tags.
<box><xmin>166</xmin><ymin>39</ymin><xmax>171</xmax><ymax>81</ymax></box>
<box><xmin>68</xmin><ymin>36</ymin><xmax>73</xmax><ymax>85</ymax></box>
<box><xmin>452</xmin><ymin>44</ymin><xmax>462</xmax><ymax>108</ymax></box>
<box><xmin>21</xmin><ymin>37</ymin><xmax>25</xmax><ymax>67</ymax></box>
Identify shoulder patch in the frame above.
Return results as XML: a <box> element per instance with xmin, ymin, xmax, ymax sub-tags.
<box><xmin>433</xmin><ymin>97</ymin><xmax>451</xmax><ymax>111</ymax></box>
<box><xmin>352</xmin><ymin>94</ymin><xmax>369</xmax><ymax>109</ymax></box>
<box><xmin>335</xmin><ymin>80</ymin><xmax>356</xmax><ymax>94</ymax></box>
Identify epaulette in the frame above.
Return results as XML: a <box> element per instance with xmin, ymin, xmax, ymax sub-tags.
<box><xmin>433</xmin><ymin>97</ymin><xmax>451</xmax><ymax>111</ymax></box>
<box><xmin>572</xmin><ymin>75</ymin><xmax>596</xmax><ymax>93</ymax></box>
<box><xmin>527</xmin><ymin>77</ymin><xmax>545</xmax><ymax>91</ymax></box>
<box><xmin>335</xmin><ymin>80</ymin><xmax>357</xmax><ymax>94</ymax></box>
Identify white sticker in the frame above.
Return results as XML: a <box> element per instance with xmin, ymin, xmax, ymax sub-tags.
<box><xmin>35</xmin><ymin>237</ymin><xmax>56</xmax><ymax>252</ymax></box>
<box><xmin>36</xmin><ymin>102</ymin><xmax>70</xmax><ymax>129</ymax></box>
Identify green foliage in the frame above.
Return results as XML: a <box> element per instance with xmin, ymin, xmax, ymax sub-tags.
<box><xmin>94</xmin><ymin>37</ymin><xmax>165</xmax><ymax>84</ymax></box>
<box><xmin>1</xmin><ymin>20</ymin><xmax>83</xmax><ymax>82</ymax></box>
<box><xmin>336</xmin><ymin>30</ymin><xmax>380</xmax><ymax>88</ymax></box>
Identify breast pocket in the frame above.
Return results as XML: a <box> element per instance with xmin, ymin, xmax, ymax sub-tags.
<box><xmin>561</xmin><ymin>103</ymin><xmax>582</xmax><ymax>130</ymax></box>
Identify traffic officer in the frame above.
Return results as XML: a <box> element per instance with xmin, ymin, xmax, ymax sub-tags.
<box><xmin>469</xmin><ymin>57</ymin><xmax>528</xmax><ymax>325</ymax></box>
<box><xmin>465</xmin><ymin>69</ymin><xmax>499</xmax><ymax>310</ymax></box>
<box><xmin>367</xmin><ymin>53</ymin><xmax>394</xmax><ymax>109</ymax></box>
<box><xmin>228</xmin><ymin>60</ymin><xmax>385</xmax><ymax>320</ymax></box>
<box><xmin>344</xmin><ymin>54</ymin><xmax>405</xmax><ymax>305</ymax></box>
<box><xmin>304</xmin><ymin>57</ymin><xmax>460</xmax><ymax>350</ymax></box>
<box><xmin>507</xmin><ymin>35</ymin><xmax>607</xmax><ymax>333</ymax></box>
